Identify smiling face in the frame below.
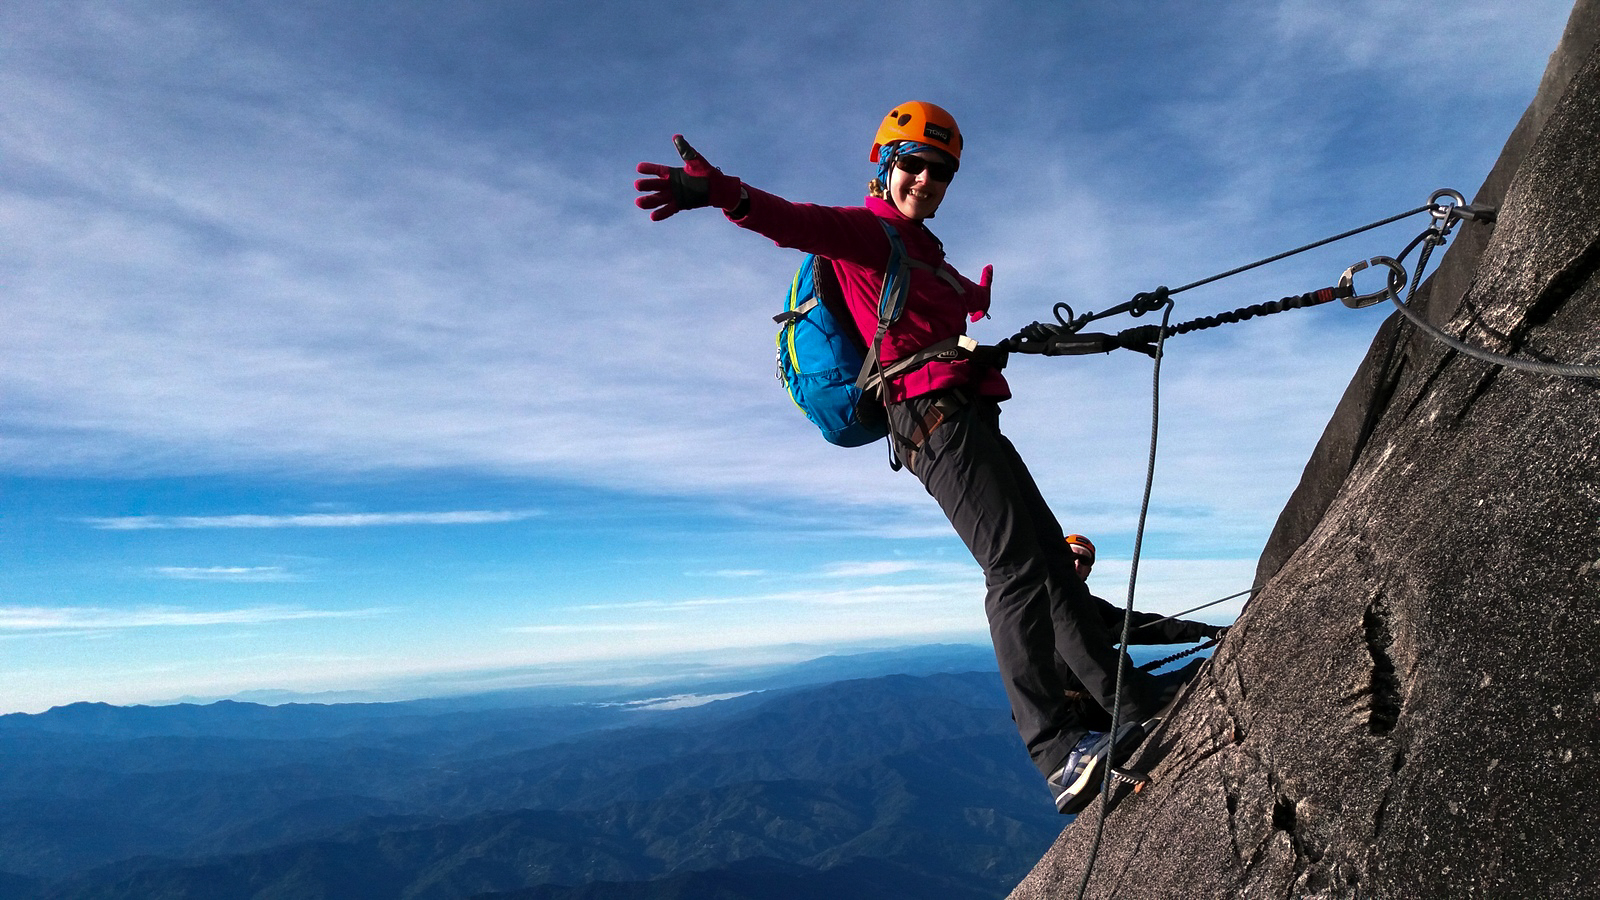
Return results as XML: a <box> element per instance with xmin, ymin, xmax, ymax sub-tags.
<box><xmin>888</xmin><ymin>152</ymin><xmax>950</xmax><ymax>220</ymax></box>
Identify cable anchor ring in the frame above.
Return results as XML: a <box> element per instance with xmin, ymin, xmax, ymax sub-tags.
<box><xmin>1429</xmin><ymin>188</ymin><xmax>1467</xmax><ymax>220</ymax></box>
<box><xmin>1427</xmin><ymin>187</ymin><xmax>1469</xmax><ymax>237</ymax></box>
<box><xmin>1339</xmin><ymin>256</ymin><xmax>1407</xmax><ymax>309</ymax></box>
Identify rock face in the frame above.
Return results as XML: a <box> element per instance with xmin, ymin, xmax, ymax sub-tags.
<box><xmin>1010</xmin><ymin>3</ymin><xmax>1600</xmax><ymax>898</ymax></box>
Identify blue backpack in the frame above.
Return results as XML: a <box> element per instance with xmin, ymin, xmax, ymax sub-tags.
<box><xmin>773</xmin><ymin>220</ymin><xmax>968</xmax><ymax>448</ymax></box>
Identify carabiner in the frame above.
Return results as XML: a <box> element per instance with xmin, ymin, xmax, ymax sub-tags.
<box><xmin>1339</xmin><ymin>256</ymin><xmax>1407</xmax><ymax>309</ymax></box>
<box><xmin>1427</xmin><ymin>188</ymin><xmax>1469</xmax><ymax>237</ymax></box>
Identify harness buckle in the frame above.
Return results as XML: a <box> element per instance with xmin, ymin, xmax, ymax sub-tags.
<box><xmin>1338</xmin><ymin>256</ymin><xmax>1407</xmax><ymax>309</ymax></box>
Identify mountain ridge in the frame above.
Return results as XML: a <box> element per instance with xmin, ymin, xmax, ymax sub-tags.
<box><xmin>0</xmin><ymin>651</ymin><xmax>1106</xmax><ymax>899</ymax></box>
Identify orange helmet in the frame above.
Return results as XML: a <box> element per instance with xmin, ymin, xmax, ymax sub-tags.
<box><xmin>1064</xmin><ymin>534</ymin><xmax>1096</xmax><ymax>564</ymax></box>
<box><xmin>870</xmin><ymin>101</ymin><xmax>963</xmax><ymax>166</ymax></box>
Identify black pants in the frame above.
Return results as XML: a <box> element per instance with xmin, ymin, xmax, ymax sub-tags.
<box><xmin>889</xmin><ymin>392</ymin><xmax>1161</xmax><ymax>776</ymax></box>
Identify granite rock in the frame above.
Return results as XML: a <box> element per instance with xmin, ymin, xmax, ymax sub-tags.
<box><xmin>1011</xmin><ymin>2</ymin><xmax>1600</xmax><ymax>897</ymax></box>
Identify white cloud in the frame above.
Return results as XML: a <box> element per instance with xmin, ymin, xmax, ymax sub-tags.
<box><xmin>572</xmin><ymin>577</ymin><xmax>990</xmax><ymax>617</ymax></box>
<box><xmin>819</xmin><ymin>559</ymin><xmax>979</xmax><ymax>579</ymax></box>
<box><xmin>504</xmin><ymin>623</ymin><xmax>673</xmax><ymax>635</ymax></box>
<box><xmin>149</xmin><ymin>566</ymin><xmax>296</xmax><ymax>582</ymax></box>
<box><xmin>87</xmin><ymin>510</ymin><xmax>541</xmax><ymax>529</ymax></box>
<box><xmin>0</xmin><ymin>605</ymin><xmax>383</xmax><ymax>632</ymax></box>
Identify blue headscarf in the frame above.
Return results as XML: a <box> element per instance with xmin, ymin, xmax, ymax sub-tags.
<box><xmin>874</xmin><ymin>140</ymin><xmax>958</xmax><ymax>192</ymax></box>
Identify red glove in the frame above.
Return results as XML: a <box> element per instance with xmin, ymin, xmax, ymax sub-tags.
<box><xmin>970</xmin><ymin>264</ymin><xmax>994</xmax><ymax>322</ymax></box>
<box><xmin>635</xmin><ymin>135</ymin><xmax>744</xmax><ymax>221</ymax></box>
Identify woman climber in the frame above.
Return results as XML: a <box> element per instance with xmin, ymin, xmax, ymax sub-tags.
<box><xmin>634</xmin><ymin>101</ymin><xmax>1193</xmax><ymax>814</ymax></box>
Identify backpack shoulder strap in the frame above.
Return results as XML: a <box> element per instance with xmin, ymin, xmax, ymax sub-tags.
<box><xmin>856</xmin><ymin>219</ymin><xmax>970</xmax><ymax>392</ymax></box>
<box><xmin>856</xmin><ymin>220</ymin><xmax>975</xmax><ymax>470</ymax></box>
<box><xmin>856</xmin><ymin>221</ymin><xmax>910</xmax><ymax>395</ymax></box>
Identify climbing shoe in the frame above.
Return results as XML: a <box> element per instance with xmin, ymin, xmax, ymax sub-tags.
<box><xmin>1049</xmin><ymin>720</ymin><xmax>1147</xmax><ymax>815</ymax></box>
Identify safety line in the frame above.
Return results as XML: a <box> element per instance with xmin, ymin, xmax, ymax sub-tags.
<box><xmin>1134</xmin><ymin>588</ymin><xmax>1254</xmax><ymax>632</ymax></box>
<box><xmin>1139</xmin><ymin>636</ymin><xmax>1221</xmax><ymax>673</ymax></box>
<box><xmin>1075</xmin><ymin>297</ymin><xmax>1175</xmax><ymax>900</ymax></box>
<box><xmin>1003</xmin><ymin>200</ymin><xmax>1440</xmax><ymax>351</ymax></box>
<box><xmin>1060</xmin><ymin>191</ymin><xmax>1593</xmax><ymax>899</ymax></box>
<box><xmin>1392</xmin><ymin>237</ymin><xmax>1600</xmax><ymax>378</ymax></box>
<box><xmin>1391</xmin><ymin>295</ymin><xmax>1600</xmax><ymax>377</ymax></box>
<box><xmin>1165</xmin><ymin>205</ymin><xmax>1432</xmax><ymax>298</ymax></box>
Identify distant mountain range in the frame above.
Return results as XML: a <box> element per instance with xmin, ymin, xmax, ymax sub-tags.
<box><xmin>0</xmin><ymin>643</ymin><xmax>1151</xmax><ymax>899</ymax></box>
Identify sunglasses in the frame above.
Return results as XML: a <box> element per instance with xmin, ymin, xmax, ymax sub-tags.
<box><xmin>894</xmin><ymin>155</ymin><xmax>956</xmax><ymax>183</ymax></box>
<box><xmin>1071</xmin><ymin>554</ymin><xmax>1093</xmax><ymax>567</ymax></box>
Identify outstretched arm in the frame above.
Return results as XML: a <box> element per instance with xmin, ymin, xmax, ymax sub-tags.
<box><xmin>635</xmin><ymin>135</ymin><xmax>971</xmax><ymax>277</ymax></box>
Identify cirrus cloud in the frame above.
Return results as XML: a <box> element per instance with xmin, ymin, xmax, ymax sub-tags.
<box><xmin>86</xmin><ymin>509</ymin><xmax>542</xmax><ymax>530</ymax></box>
<box><xmin>0</xmin><ymin>604</ymin><xmax>383</xmax><ymax>632</ymax></box>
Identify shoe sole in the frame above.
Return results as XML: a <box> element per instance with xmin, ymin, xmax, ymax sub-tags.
<box><xmin>1055</xmin><ymin>721</ymin><xmax>1149</xmax><ymax>814</ymax></box>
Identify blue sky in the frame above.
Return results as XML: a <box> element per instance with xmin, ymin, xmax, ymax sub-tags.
<box><xmin>1</xmin><ymin>1</ymin><xmax>1575</xmax><ymax>713</ymax></box>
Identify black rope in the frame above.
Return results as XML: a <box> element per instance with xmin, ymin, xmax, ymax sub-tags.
<box><xmin>1074</xmin><ymin>297</ymin><xmax>1175</xmax><ymax>900</ymax></box>
<box><xmin>1006</xmin><ymin>202</ymin><xmax>1435</xmax><ymax>351</ymax></box>
<box><xmin>1163</xmin><ymin>204</ymin><xmax>1432</xmax><ymax>298</ymax></box>
<box><xmin>1116</xmin><ymin>284</ymin><xmax>1354</xmax><ymax>346</ymax></box>
<box><xmin>1391</xmin><ymin>233</ymin><xmax>1600</xmax><ymax>379</ymax></box>
<box><xmin>1138</xmin><ymin>203</ymin><xmax>1596</xmax><ymax>377</ymax></box>
<box><xmin>1136</xmin><ymin>589</ymin><xmax>1253</xmax><ymax>631</ymax></box>
<box><xmin>1138</xmin><ymin>637</ymin><xmax>1220</xmax><ymax>672</ymax></box>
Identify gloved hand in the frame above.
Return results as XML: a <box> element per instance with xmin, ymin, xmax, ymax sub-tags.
<box><xmin>969</xmin><ymin>265</ymin><xmax>994</xmax><ymax>322</ymax></box>
<box><xmin>634</xmin><ymin>135</ymin><xmax>744</xmax><ymax>221</ymax></box>
<box><xmin>1203</xmin><ymin>625</ymin><xmax>1229</xmax><ymax>642</ymax></box>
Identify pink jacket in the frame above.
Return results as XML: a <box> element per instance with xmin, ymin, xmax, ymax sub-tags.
<box><xmin>732</xmin><ymin>187</ymin><xmax>1011</xmax><ymax>404</ymax></box>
